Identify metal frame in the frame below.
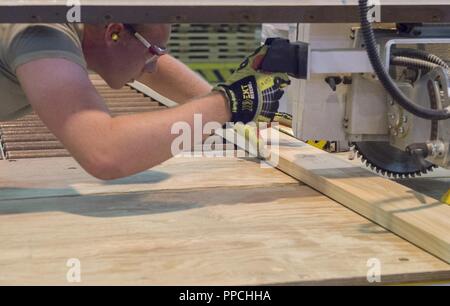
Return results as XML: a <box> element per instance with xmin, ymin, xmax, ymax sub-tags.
<box><xmin>385</xmin><ymin>38</ymin><xmax>450</xmax><ymax>69</ymax></box>
<box><xmin>0</xmin><ymin>1</ymin><xmax>449</xmax><ymax>23</ymax></box>
<box><xmin>310</xmin><ymin>49</ymin><xmax>374</xmax><ymax>75</ymax></box>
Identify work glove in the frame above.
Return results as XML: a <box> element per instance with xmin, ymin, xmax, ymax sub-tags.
<box><xmin>214</xmin><ymin>45</ymin><xmax>291</xmax><ymax>124</ymax></box>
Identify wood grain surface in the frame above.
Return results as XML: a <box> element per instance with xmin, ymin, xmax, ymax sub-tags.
<box><xmin>1</xmin><ymin>154</ymin><xmax>450</xmax><ymax>285</ymax></box>
<box><xmin>253</xmin><ymin>129</ymin><xmax>450</xmax><ymax>265</ymax></box>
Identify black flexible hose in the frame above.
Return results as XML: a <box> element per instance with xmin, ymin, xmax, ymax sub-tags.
<box><xmin>358</xmin><ymin>0</ymin><xmax>450</xmax><ymax>120</ymax></box>
<box><xmin>392</xmin><ymin>48</ymin><xmax>449</xmax><ymax>69</ymax></box>
<box><xmin>391</xmin><ymin>56</ymin><xmax>440</xmax><ymax>71</ymax></box>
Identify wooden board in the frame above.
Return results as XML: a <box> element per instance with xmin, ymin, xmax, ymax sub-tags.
<box><xmin>245</xmin><ymin>128</ymin><xmax>450</xmax><ymax>264</ymax></box>
<box><xmin>263</xmin><ymin>126</ymin><xmax>450</xmax><ymax>202</ymax></box>
<box><xmin>333</xmin><ymin>152</ymin><xmax>450</xmax><ymax>201</ymax></box>
<box><xmin>0</xmin><ymin>154</ymin><xmax>297</xmax><ymax>201</ymax></box>
<box><xmin>1</xmin><ymin>1</ymin><xmax>449</xmax><ymax>23</ymax></box>
<box><xmin>1</xmin><ymin>154</ymin><xmax>450</xmax><ymax>285</ymax></box>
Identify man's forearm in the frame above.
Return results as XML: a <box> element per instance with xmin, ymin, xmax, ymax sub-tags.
<box><xmin>100</xmin><ymin>92</ymin><xmax>230</xmax><ymax>179</ymax></box>
<box><xmin>137</xmin><ymin>55</ymin><xmax>212</xmax><ymax>103</ymax></box>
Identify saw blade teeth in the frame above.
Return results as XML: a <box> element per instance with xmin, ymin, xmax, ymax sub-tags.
<box><xmin>354</xmin><ymin>142</ymin><xmax>437</xmax><ymax>179</ymax></box>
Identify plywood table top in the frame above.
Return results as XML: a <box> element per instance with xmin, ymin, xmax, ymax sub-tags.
<box><xmin>1</xmin><ymin>154</ymin><xmax>449</xmax><ymax>285</ymax></box>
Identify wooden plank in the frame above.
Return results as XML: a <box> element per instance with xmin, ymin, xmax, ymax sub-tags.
<box><xmin>6</xmin><ymin>149</ymin><xmax>70</xmax><ymax>159</ymax></box>
<box><xmin>1</xmin><ymin>1</ymin><xmax>449</xmax><ymax>23</ymax></box>
<box><xmin>333</xmin><ymin>151</ymin><xmax>450</xmax><ymax>201</ymax></box>
<box><xmin>4</xmin><ymin>141</ymin><xmax>64</xmax><ymax>151</ymax></box>
<box><xmin>0</xmin><ymin>154</ymin><xmax>298</xmax><ymax>201</ymax></box>
<box><xmin>247</xmin><ymin>128</ymin><xmax>450</xmax><ymax>264</ymax></box>
<box><xmin>1</xmin><ymin>182</ymin><xmax>450</xmax><ymax>285</ymax></box>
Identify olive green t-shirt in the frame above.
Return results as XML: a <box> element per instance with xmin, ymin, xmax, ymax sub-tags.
<box><xmin>0</xmin><ymin>23</ymin><xmax>86</xmax><ymax>121</ymax></box>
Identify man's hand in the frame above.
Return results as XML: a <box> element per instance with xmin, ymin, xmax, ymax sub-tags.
<box><xmin>214</xmin><ymin>45</ymin><xmax>291</xmax><ymax>124</ymax></box>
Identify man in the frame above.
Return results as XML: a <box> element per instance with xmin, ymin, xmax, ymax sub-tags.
<box><xmin>0</xmin><ymin>23</ymin><xmax>289</xmax><ymax>180</ymax></box>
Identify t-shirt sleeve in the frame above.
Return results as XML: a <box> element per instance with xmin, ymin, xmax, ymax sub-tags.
<box><xmin>5</xmin><ymin>25</ymin><xmax>87</xmax><ymax>73</ymax></box>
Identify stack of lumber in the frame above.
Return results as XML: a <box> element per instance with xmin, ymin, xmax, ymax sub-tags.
<box><xmin>0</xmin><ymin>75</ymin><xmax>165</xmax><ymax>160</ymax></box>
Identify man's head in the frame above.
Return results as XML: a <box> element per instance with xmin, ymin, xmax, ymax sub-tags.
<box><xmin>83</xmin><ymin>23</ymin><xmax>171</xmax><ymax>89</ymax></box>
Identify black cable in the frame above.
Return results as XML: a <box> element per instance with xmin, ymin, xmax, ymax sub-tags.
<box><xmin>358</xmin><ymin>0</ymin><xmax>450</xmax><ymax>120</ymax></box>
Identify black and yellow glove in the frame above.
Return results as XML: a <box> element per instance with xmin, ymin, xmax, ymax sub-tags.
<box><xmin>214</xmin><ymin>45</ymin><xmax>291</xmax><ymax>124</ymax></box>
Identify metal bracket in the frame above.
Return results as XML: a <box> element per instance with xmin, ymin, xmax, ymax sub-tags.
<box><xmin>385</xmin><ymin>38</ymin><xmax>450</xmax><ymax>69</ymax></box>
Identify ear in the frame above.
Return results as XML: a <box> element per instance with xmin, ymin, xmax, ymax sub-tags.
<box><xmin>104</xmin><ymin>23</ymin><xmax>125</xmax><ymax>46</ymax></box>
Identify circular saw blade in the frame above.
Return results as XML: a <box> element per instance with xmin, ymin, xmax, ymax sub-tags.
<box><xmin>353</xmin><ymin>141</ymin><xmax>436</xmax><ymax>178</ymax></box>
